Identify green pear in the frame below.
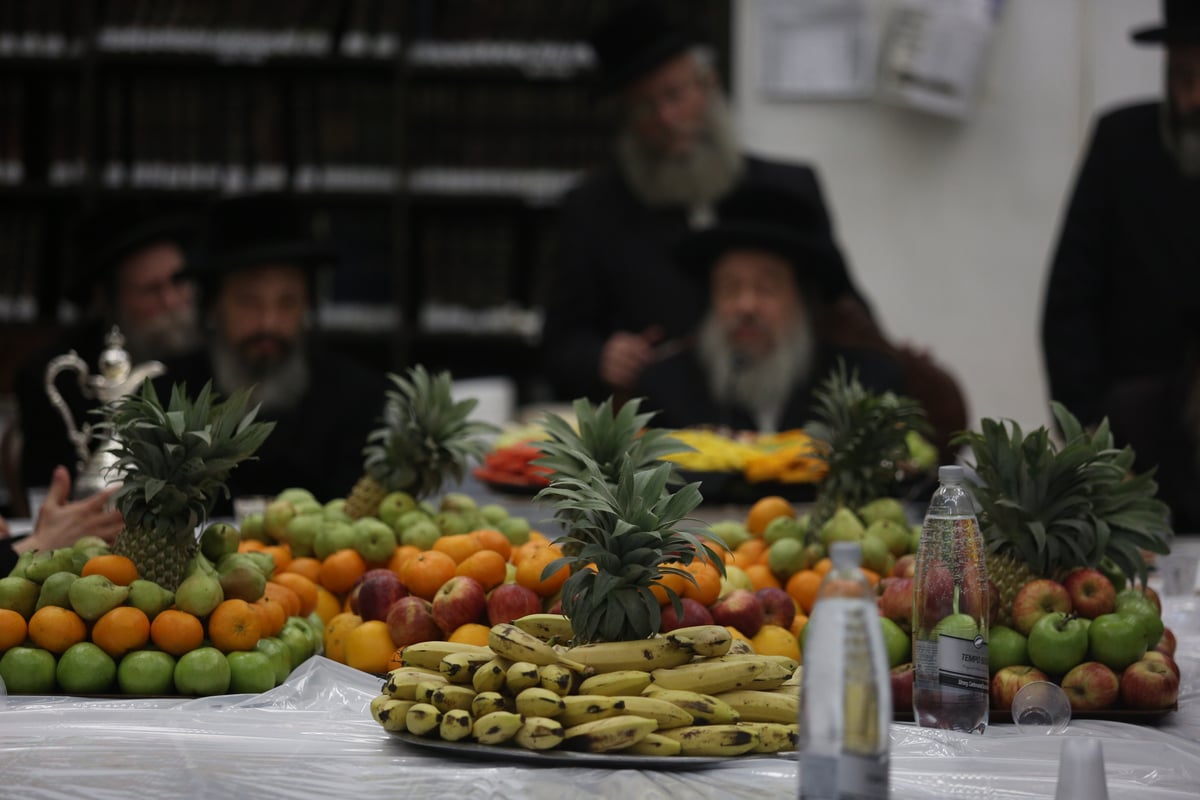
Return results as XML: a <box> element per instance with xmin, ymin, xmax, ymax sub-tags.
<box><xmin>68</xmin><ymin>574</ymin><xmax>130</xmax><ymax>621</ymax></box>
<box><xmin>25</xmin><ymin>548</ymin><xmax>78</xmax><ymax>582</ymax></box>
<box><xmin>219</xmin><ymin>564</ymin><xmax>267</xmax><ymax>602</ymax></box>
<box><xmin>866</xmin><ymin>518</ymin><xmax>913</xmax><ymax>557</ymax></box>
<box><xmin>240</xmin><ymin>512</ymin><xmax>268</xmax><ymax>542</ymax></box>
<box><xmin>819</xmin><ymin>507</ymin><xmax>866</xmax><ymax>546</ymax></box>
<box><xmin>7</xmin><ymin>550</ymin><xmax>36</xmax><ymax>579</ymax></box>
<box><xmin>276</xmin><ymin>487</ymin><xmax>317</xmax><ymax>507</ymax></box>
<box><xmin>314</xmin><ymin>520</ymin><xmax>356</xmax><ymax>560</ymax></box>
<box><xmin>324</xmin><ymin>498</ymin><xmax>349</xmax><ymax>518</ymax></box>
<box><xmin>186</xmin><ymin>551</ymin><xmax>219</xmax><ymax>579</ymax></box>
<box><xmin>174</xmin><ymin>572</ymin><xmax>224</xmax><ymax>617</ymax></box>
<box><xmin>36</xmin><ymin>571</ymin><xmax>79</xmax><ymax>610</ymax></box>
<box><xmin>497</xmin><ymin>516</ymin><xmax>531</xmax><ymax>546</ymax></box>
<box><xmin>0</xmin><ymin>576</ymin><xmax>40</xmax><ymax>617</ymax></box>
<box><xmin>242</xmin><ymin>551</ymin><xmax>276</xmax><ymax>578</ymax></box>
<box><xmin>856</xmin><ymin>497</ymin><xmax>909</xmax><ymax>528</ymax></box>
<box><xmin>127</xmin><ymin>579</ymin><xmax>175</xmax><ymax>619</ymax></box>
<box><xmin>218</xmin><ymin>552</ymin><xmax>265</xmax><ymax>576</ymax></box>
<box><xmin>200</xmin><ymin>522</ymin><xmax>242</xmax><ymax>563</ymax></box>
<box><xmin>72</xmin><ymin>535</ymin><xmax>111</xmax><ymax>552</ymax></box>
<box><xmin>263</xmin><ymin>499</ymin><xmax>297</xmax><ymax>542</ymax></box>
<box><xmin>434</xmin><ymin>510</ymin><xmax>469</xmax><ymax>536</ymax></box>
<box><xmin>479</xmin><ymin>503</ymin><xmax>509</xmax><ymax>526</ymax></box>
<box><xmin>284</xmin><ymin>513</ymin><xmax>323</xmax><ymax>559</ymax></box>
<box><xmin>439</xmin><ymin>492</ymin><xmax>477</xmax><ymax>513</ymax></box>
<box><xmin>707</xmin><ymin>520</ymin><xmax>752</xmax><ymax>549</ymax></box>
<box><xmin>859</xmin><ymin>534</ymin><xmax>892</xmax><ymax>575</ymax></box>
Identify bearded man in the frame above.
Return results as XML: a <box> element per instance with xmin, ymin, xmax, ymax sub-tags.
<box><xmin>637</xmin><ymin>183</ymin><xmax>905</xmax><ymax>433</ymax></box>
<box><xmin>1041</xmin><ymin>0</ymin><xmax>1200</xmax><ymax>527</ymax></box>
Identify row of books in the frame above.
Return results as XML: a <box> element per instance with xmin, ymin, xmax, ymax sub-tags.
<box><xmin>0</xmin><ymin>210</ymin><xmax>46</xmax><ymax>322</ymax></box>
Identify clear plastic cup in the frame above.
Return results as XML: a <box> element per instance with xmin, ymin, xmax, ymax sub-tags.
<box><xmin>1011</xmin><ymin>680</ymin><xmax>1071</xmax><ymax>734</ymax></box>
<box><xmin>1054</xmin><ymin>738</ymin><xmax>1110</xmax><ymax>800</ymax></box>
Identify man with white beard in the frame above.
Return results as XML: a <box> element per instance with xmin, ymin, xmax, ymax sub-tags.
<box><xmin>1042</xmin><ymin>0</ymin><xmax>1200</xmax><ymax>528</ymax></box>
<box><xmin>637</xmin><ymin>183</ymin><xmax>905</xmax><ymax>433</ymax></box>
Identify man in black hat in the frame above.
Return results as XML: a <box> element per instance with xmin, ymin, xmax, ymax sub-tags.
<box><xmin>1041</xmin><ymin>0</ymin><xmax>1200</xmax><ymax>528</ymax></box>
<box><xmin>637</xmin><ymin>183</ymin><xmax>905</xmax><ymax>432</ymax></box>
<box><xmin>14</xmin><ymin>204</ymin><xmax>200</xmax><ymax>499</ymax></box>
<box><xmin>159</xmin><ymin>193</ymin><xmax>385</xmax><ymax>505</ymax></box>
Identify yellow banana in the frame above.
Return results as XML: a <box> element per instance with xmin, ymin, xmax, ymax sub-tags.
<box><xmin>558</xmin><ymin>694</ymin><xmax>629</xmax><ymax>727</ymax></box>
<box><xmin>512</xmin><ymin>613</ymin><xmax>575</xmax><ymax>642</ymax></box>
<box><xmin>472</xmin><ymin>710</ymin><xmax>523</xmax><ymax>745</ymax></box>
<box><xmin>715</xmin><ymin>689</ymin><xmax>798</xmax><ymax>723</ymax></box>
<box><xmin>369</xmin><ymin>693</ymin><xmax>392</xmax><ymax>724</ymax></box>
<box><xmin>565</xmin><ymin>637</ymin><xmax>692</xmax><ymax>673</ymax></box>
<box><xmin>744</xmin><ymin>661</ymin><xmax>794</xmax><ymax>691</ymax></box>
<box><xmin>650</xmin><ymin>658</ymin><xmax>771</xmax><ymax>694</ymax></box>
<box><xmin>740</xmin><ymin>722</ymin><xmax>799</xmax><ymax>753</ymax></box>
<box><xmin>714</xmin><ymin>653</ymin><xmax>800</xmax><ymax>673</ymax></box>
<box><xmin>376</xmin><ymin>699</ymin><xmax>417</xmax><ymax>732</ymax></box>
<box><xmin>505</xmin><ymin>661</ymin><xmax>542</xmax><ymax>694</ymax></box>
<box><xmin>439</xmin><ymin>708</ymin><xmax>475</xmax><ymax>741</ymax></box>
<box><xmin>640</xmin><ymin>687</ymin><xmax>741</xmax><ymax>724</ymax></box>
<box><xmin>609</xmin><ymin>695</ymin><xmax>694</xmax><ymax>729</ymax></box>
<box><xmin>562</xmin><ymin>716</ymin><xmax>659</xmax><ymax>753</ymax></box>
<box><xmin>439</xmin><ymin>650</ymin><xmax>496</xmax><ymax>683</ymax></box>
<box><xmin>404</xmin><ymin>703</ymin><xmax>443</xmax><ymax>737</ymax></box>
<box><xmin>623</xmin><ymin>732</ymin><xmax>682</xmax><ymax>756</ymax></box>
<box><xmin>515</xmin><ymin>686</ymin><xmax>567</xmax><ymax>718</ymax></box>
<box><xmin>401</xmin><ymin>641</ymin><xmax>492</xmax><ymax>671</ymax></box>
<box><xmin>514</xmin><ymin>716</ymin><xmax>566</xmax><ymax>751</ymax></box>
<box><xmin>430</xmin><ymin>684</ymin><xmax>478</xmax><ymax>713</ymax></box>
<box><xmin>726</xmin><ymin>639</ymin><xmax>755</xmax><ymax>655</ymax></box>
<box><xmin>488</xmin><ymin>623</ymin><xmax>586</xmax><ymax>670</ymax></box>
<box><xmin>414</xmin><ymin>679</ymin><xmax>447</xmax><ymax>704</ymax></box>
<box><xmin>471</xmin><ymin>657</ymin><xmax>511</xmax><ymax>693</ymax></box>
<box><xmin>659</xmin><ymin>724</ymin><xmax>759</xmax><ymax>756</ymax></box>
<box><xmin>578</xmin><ymin>669</ymin><xmax>654</xmax><ymax>697</ymax></box>
<box><xmin>538</xmin><ymin>663</ymin><xmax>577</xmax><ymax>696</ymax></box>
<box><xmin>470</xmin><ymin>691</ymin><xmax>510</xmax><ymax>718</ymax></box>
<box><xmin>384</xmin><ymin>668</ymin><xmax>448</xmax><ymax>701</ymax></box>
<box><xmin>665</xmin><ymin>625</ymin><xmax>733</xmax><ymax>657</ymax></box>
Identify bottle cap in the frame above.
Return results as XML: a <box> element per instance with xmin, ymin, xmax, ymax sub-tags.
<box><xmin>829</xmin><ymin>541</ymin><xmax>862</xmax><ymax>569</ymax></box>
<box><xmin>938</xmin><ymin>465</ymin><xmax>965</xmax><ymax>482</ymax></box>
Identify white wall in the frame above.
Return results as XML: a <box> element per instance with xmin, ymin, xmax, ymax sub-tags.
<box><xmin>732</xmin><ymin>0</ymin><xmax>1162</xmax><ymax>431</ymax></box>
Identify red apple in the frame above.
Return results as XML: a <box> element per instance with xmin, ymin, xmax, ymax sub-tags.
<box><xmin>432</xmin><ymin>576</ymin><xmax>488</xmax><ymax>634</ymax></box>
<box><xmin>386</xmin><ymin>596</ymin><xmax>442</xmax><ymax>648</ymax></box>
<box><xmin>356</xmin><ymin>569</ymin><xmax>410</xmax><ymax>622</ymax></box>
<box><xmin>1138</xmin><ymin>650</ymin><xmax>1181</xmax><ymax>680</ymax></box>
<box><xmin>755</xmin><ymin>587</ymin><xmax>796</xmax><ymax>630</ymax></box>
<box><xmin>985</xmin><ymin>580</ymin><xmax>1001</xmax><ymax>629</ymax></box>
<box><xmin>486</xmin><ymin>583</ymin><xmax>542</xmax><ymax>626</ymax></box>
<box><xmin>916</xmin><ymin>560</ymin><xmax>955</xmax><ymax>623</ymax></box>
<box><xmin>660</xmin><ymin>598</ymin><xmax>714</xmax><ymax>632</ymax></box>
<box><xmin>890</xmin><ymin>662</ymin><xmax>915</xmax><ymax>714</ymax></box>
<box><xmin>708</xmin><ymin>589</ymin><xmax>765</xmax><ymax>638</ymax></box>
<box><xmin>877</xmin><ymin>577</ymin><xmax>914</xmax><ymax>633</ymax></box>
<box><xmin>1154</xmin><ymin>627</ymin><xmax>1177</xmax><ymax>658</ymax></box>
<box><xmin>1119</xmin><ymin>657</ymin><xmax>1180</xmax><ymax>710</ymax></box>
<box><xmin>1143</xmin><ymin>585</ymin><xmax>1162</xmax><ymax>615</ymax></box>
<box><xmin>1062</xmin><ymin>568</ymin><xmax>1117</xmax><ymax>619</ymax></box>
<box><xmin>892</xmin><ymin>554</ymin><xmax>916</xmax><ymax>579</ymax></box>
<box><xmin>545</xmin><ymin>595</ymin><xmax>564</xmax><ymax>615</ymax></box>
<box><xmin>959</xmin><ymin>572</ymin><xmax>992</xmax><ymax>627</ymax></box>
<box><xmin>1060</xmin><ymin>661</ymin><xmax>1120</xmax><ymax>711</ymax></box>
<box><xmin>990</xmin><ymin>665</ymin><xmax>1049</xmax><ymax>711</ymax></box>
<box><xmin>347</xmin><ymin>583</ymin><xmax>364</xmax><ymax>615</ymax></box>
<box><xmin>1012</xmin><ymin>579</ymin><xmax>1072</xmax><ymax>636</ymax></box>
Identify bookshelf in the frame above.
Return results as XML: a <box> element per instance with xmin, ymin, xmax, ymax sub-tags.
<box><xmin>0</xmin><ymin>0</ymin><xmax>732</xmax><ymax>405</ymax></box>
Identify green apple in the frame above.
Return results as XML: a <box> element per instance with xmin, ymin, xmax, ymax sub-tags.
<box><xmin>117</xmin><ymin>650</ymin><xmax>177</xmax><ymax>695</ymax></box>
<box><xmin>313</xmin><ymin>520</ymin><xmax>357</xmax><ymax>560</ymax></box>
<box><xmin>352</xmin><ymin>518</ymin><xmax>398</xmax><ymax>564</ymax></box>
<box><xmin>496</xmin><ymin>517</ymin><xmax>531</xmax><ymax>546</ymax></box>
<box><xmin>479</xmin><ymin>503</ymin><xmax>509</xmax><ymax>526</ymax></box>
<box><xmin>255</xmin><ymin>636</ymin><xmax>293</xmax><ymax>685</ymax></box>
<box><xmin>1088</xmin><ymin>613</ymin><xmax>1147</xmax><ymax>670</ymax></box>
<box><xmin>1097</xmin><ymin>557</ymin><xmax>1127</xmax><ymax>593</ymax></box>
<box><xmin>401</xmin><ymin>519</ymin><xmax>441</xmax><ymax>550</ymax></box>
<box><xmin>174</xmin><ymin>647</ymin><xmax>232</xmax><ymax>696</ymax></box>
<box><xmin>284</xmin><ymin>513</ymin><xmax>323</xmax><ymax>559</ymax></box>
<box><xmin>279</xmin><ymin>620</ymin><xmax>315</xmax><ymax>667</ymax></box>
<box><xmin>378</xmin><ymin>492</ymin><xmax>418</xmax><ymax>528</ymax></box>
<box><xmin>707</xmin><ymin>520</ymin><xmax>752</xmax><ymax>549</ymax></box>
<box><xmin>395</xmin><ymin>509</ymin><xmax>431</xmax><ymax>533</ymax></box>
<box><xmin>439</xmin><ymin>492</ymin><xmax>477</xmax><ymax>513</ymax></box>
<box><xmin>263</xmin><ymin>499</ymin><xmax>297</xmax><ymax>542</ymax></box>
<box><xmin>987</xmin><ymin>625</ymin><xmax>1029</xmax><ymax>675</ymax></box>
<box><xmin>763</xmin><ymin>516</ymin><xmax>805</xmax><ymax>545</ymax></box>
<box><xmin>933</xmin><ymin>613</ymin><xmax>979</xmax><ymax>640</ymax></box>
<box><xmin>879</xmin><ymin>616</ymin><xmax>911</xmax><ymax>667</ymax></box>
<box><xmin>276</xmin><ymin>487</ymin><xmax>318</xmax><ymax>507</ymax></box>
<box><xmin>56</xmin><ymin>642</ymin><xmax>116</xmax><ymax>694</ymax></box>
<box><xmin>0</xmin><ymin>646</ymin><xmax>57</xmax><ymax>693</ymax></box>
<box><xmin>766</xmin><ymin>538</ymin><xmax>805</xmax><ymax>579</ymax></box>
<box><xmin>721</xmin><ymin>565</ymin><xmax>754</xmax><ymax>595</ymax></box>
<box><xmin>1115</xmin><ymin>598</ymin><xmax>1165</xmax><ymax>650</ymax></box>
<box><xmin>857</xmin><ymin>498</ymin><xmax>908</xmax><ymax>528</ymax></box>
<box><xmin>226</xmin><ymin>650</ymin><xmax>276</xmax><ymax>694</ymax></box>
<box><xmin>434</xmin><ymin>510</ymin><xmax>470</xmax><ymax>536</ymax></box>
<box><xmin>1027</xmin><ymin>612</ymin><xmax>1089</xmax><ymax>675</ymax></box>
<box><xmin>239</xmin><ymin>512</ymin><xmax>268</xmax><ymax>542</ymax></box>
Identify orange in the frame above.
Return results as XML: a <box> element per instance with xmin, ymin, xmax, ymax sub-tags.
<box><xmin>514</xmin><ymin>544</ymin><xmax>568</xmax><ymax>597</ymax></box>
<box><xmin>260</xmin><ymin>544</ymin><xmax>292</xmax><ymax>574</ymax></box>
<box><xmin>81</xmin><ymin>554</ymin><xmax>139</xmax><ymax>586</ymax></box>
<box><xmin>313</xmin><ymin>585</ymin><xmax>342</xmax><ymax>625</ymax></box>
<box><xmin>726</xmin><ymin>625</ymin><xmax>753</xmax><ymax>646</ymax></box>
<box><xmin>319</xmin><ymin>549</ymin><xmax>368</xmax><ymax>595</ymax></box>
<box><xmin>207</xmin><ymin>598</ymin><xmax>263</xmax><ymax>653</ymax></box>
<box><xmin>790</xmin><ymin>613</ymin><xmax>808</xmax><ymax>642</ymax></box>
<box><xmin>745</xmin><ymin>563</ymin><xmax>782</xmax><ymax>591</ymax></box>
<box><xmin>149</xmin><ymin>609</ymin><xmax>205</xmax><ymax>656</ymax></box>
<box><xmin>272</xmin><ymin>572</ymin><xmax>319</xmax><ymax>617</ymax></box>
<box><xmin>252</xmin><ymin>596</ymin><xmax>287</xmax><ymax>637</ymax></box>
<box><xmin>91</xmin><ymin>606</ymin><xmax>151</xmax><ymax>658</ymax></box>
<box><xmin>732</xmin><ymin>539</ymin><xmax>769</xmax><ymax>570</ymax></box>
<box><xmin>385</xmin><ymin>647</ymin><xmax>405</xmax><ymax>671</ymax></box>
<box><xmin>751</xmin><ymin>623</ymin><xmax>801</xmax><ymax>660</ymax></box>
<box><xmin>746</xmin><ymin>495</ymin><xmax>795</xmax><ymax>537</ymax></box>
<box><xmin>455</xmin><ymin>549</ymin><xmax>508</xmax><ymax>591</ymax></box>
<box><xmin>526</xmin><ymin>530</ymin><xmax>550</xmax><ymax>546</ymax></box>
<box><xmin>786</xmin><ymin>569</ymin><xmax>823</xmax><ymax>615</ymax></box>
<box><xmin>343</xmin><ymin>619</ymin><xmax>396</xmax><ymax>673</ymax></box>
<box><xmin>263</xmin><ymin>580</ymin><xmax>302</xmax><ymax>618</ymax></box>
<box><xmin>510</xmin><ymin>540</ymin><xmax>548</xmax><ymax>566</ymax></box>
<box><xmin>387</xmin><ymin>545</ymin><xmax>421</xmax><ymax>576</ymax></box>
<box><xmin>860</xmin><ymin>568</ymin><xmax>881</xmax><ymax>588</ymax></box>
<box><xmin>812</xmin><ymin>558</ymin><xmax>833</xmax><ymax>577</ymax></box>
<box><xmin>238</xmin><ymin>539</ymin><xmax>266</xmax><ymax>553</ymax></box>
<box><xmin>27</xmin><ymin>606</ymin><xmax>87</xmax><ymax>654</ymax></box>
<box><xmin>284</xmin><ymin>557</ymin><xmax>323</xmax><ymax>583</ymax></box>
<box><xmin>681</xmin><ymin>562</ymin><xmax>723</xmax><ymax>607</ymax></box>
<box><xmin>0</xmin><ymin>608</ymin><xmax>28</xmax><ymax>651</ymax></box>
<box><xmin>470</xmin><ymin>529</ymin><xmax>512</xmax><ymax>562</ymax></box>
<box><xmin>399</xmin><ymin>550</ymin><xmax>458</xmax><ymax>600</ymax></box>
<box><xmin>432</xmin><ymin>534</ymin><xmax>482</xmax><ymax>565</ymax></box>
<box><xmin>649</xmin><ymin>564</ymin><xmax>691</xmax><ymax>605</ymax></box>
<box><xmin>447</xmin><ymin>622</ymin><xmax>491</xmax><ymax>647</ymax></box>
<box><xmin>323</xmin><ymin>612</ymin><xmax>363</xmax><ymax>664</ymax></box>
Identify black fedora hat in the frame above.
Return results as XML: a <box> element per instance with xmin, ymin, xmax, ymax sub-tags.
<box><xmin>676</xmin><ymin>182</ymin><xmax>845</xmax><ymax>300</ymax></box>
<box><xmin>588</xmin><ymin>1</ymin><xmax>696</xmax><ymax>94</ymax></box>
<box><xmin>189</xmin><ymin>193</ymin><xmax>335</xmax><ymax>282</ymax></box>
<box><xmin>67</xmin><ymin>204</ymin><xmax>198</xmax><ymax>304</ymax></box>
<box><xmin>1132</xmin><ymin>0</ymin><xmax>1200</xmax><ymax>44</ymax></box>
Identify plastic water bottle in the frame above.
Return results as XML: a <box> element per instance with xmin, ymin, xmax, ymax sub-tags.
<box><xmin>799</xmin><ymin>541</ymin><xmax>890</xmax><ymax>800</ymax></box>
<box><xmin>912</xmin><ymin>464</ymin><xmax>989</xmax><ymax>734</ymax></box>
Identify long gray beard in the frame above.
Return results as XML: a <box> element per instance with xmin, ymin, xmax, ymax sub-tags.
<box><xmin>616</xmin><ymin>90</ymin><xmax>744</xmax><ymax>210</ymax></box>
<box><xmin>116</xmin><ymin>305</ymin><xmax>200</xmax><ymax>363</ymax></box>
<box><xmin>697</xmin><ymin>312</ymin><xmax>816</xmax><ymax>433</ymax></box>
<box><xmin>210</xmin><ymin>330</ymin><xmax>310</xmax><ymax>413</ymax></box>
<box><xmin>1160</xmin><ymin>101</ymin><xmax>1200</xmax><ymax>178</ymax></box>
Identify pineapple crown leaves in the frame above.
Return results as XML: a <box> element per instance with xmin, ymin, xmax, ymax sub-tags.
<box><xmin>953</xmin><ymin>401</ymin><xmax>1172</xmax><ymax>585</ymax></box>
<box><xmin>100</xmin><ymin>379</ymin><xmax>275</xmax><ymax>539</ymax></box>
<box><xmin>363</xmin><ymin>365</ymin><xmax>498</xmax><ymax>498</ymax></box>
<box><xmin>805</xmin><ymin>359</ymin><xmax>929</xmax><ymax>527</ymax></box>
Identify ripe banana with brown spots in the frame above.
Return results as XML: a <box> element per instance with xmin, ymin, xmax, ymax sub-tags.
<box><xmin>562</xmin><ymin>716</ymin><xmax>659</xmax><ymax>753</ymax></box>
<box><xmin>565</xmin><ymin>637</ymin><xmax>692</xmax><ymax>673</ymax></box>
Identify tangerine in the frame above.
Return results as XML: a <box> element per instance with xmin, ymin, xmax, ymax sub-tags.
<box><xmin>732</xmin><ymin>539</ymin><xmax>769</xmax><ymax>570</ymax></box>
<box><xmin>343</xmin><ymin>619</ymin><xmax>396</xmax><ymax>673</ymax></box>
<box><xmin>263</xmin><ymin>580</ymin><xmax>302</xmax><ymax>618</ymax></box>
<box><xmin>284</xmin><ymin>557</ymin><xmax>323</xmax><ymax>583</ymax></box>
<box><xmin>0</xmin><ymin>608</ymin><xmax>28</xmax><ymax>651</ymax></box>
<box><xmin>272</xmin><ymin>572</ymin><xmax>319</xmax><ymax>616</ymax></box>
<box><xmin>387</xmin><ymin>545</ymin><xmax>421</xmax><ymax>576</ymax></box>
<box><xmin>454</xmin><ymin>549</ymin><xmax>508</xmax><ymax>592</ymax></box>
<box><xmin>514</xmin><ymin>544</ymin><xmax>568</xmax><ymax>597</ymax></box>
<box><xmin>91</xmin><ymin>606</ymin><xmax>151</xmax><ymax>658</ymax></box>
<box><xmin>745</xmin><ymin>563</ymin><xmax>782</xmax><ymax>591</ymax></box>
<box><xmin>323</xmin><ymin>612</ymin><xmax>363</xmax><ymax>664</ymax></box>
<box><xmin>27</xmin><ymin>605</ymin><xmax>87</xmax><ymax>654</ymax></box>
<box><xmin>208</xmin><ymin>598</ymin><xmax>263</xmax><ymax>653</ymax></box>
<box><xmin>260</xmin><ymin>544</ymin><xmax>293</xmax><ymax>573</ymax></box>
<box><xmin>447</xmin><ymin>622</ymin><xmax>490</xmax><ymax>646</ymax></box>
<box><xmin>80</xmin><ymin>554</ymin><xmax>139</xmax><ymax>586</ymax></box>
<box><xmin>318</xmin><ymin>548</ymin><xmax>368</xmax><ymax>595</ymax></box>
<box><xmin>785</xmin><ymin>569</ymin><xmax>823</xmax><ymax>615</ymax></box>
<box><xmin>252</xmin><ymin>596</ymin><xmax>287</xmax><ymax>637</ymax></box>
<box><xmin>745</xmin><ymin>495</ymin><xmax>796</xmax><ymax>537</ymax></box>
<box><xmin>469</xmin><ymin>528</ymin><xmax>512</xmax><ymax>562</ymax></box>
<box><xmin>751</xmin><ymin>623</ymin><xmax>801</xmax><ymax>660</ymax></box>
<box><xmin>649</xmin><ymin>563</ymin><xmax>691</xmax><ymax>605</ymax></box>
<box><xmin>432</xmin><ymin>534</ymin><xmax>482</xmax><ymax>565</ymax></box>
<box><xmin>399</xmin><ymin>550</ymin><xmax>458</xmax><ymax>601</ymax></box>
<box><xmin>681</xmin><ymin>562</ymin><xmax>723</xmax><ymax>607</ymax></box>
<box><xmin>149</xmin><ymin>609</ymin><xmax>205</xmax><ymax>656</ymax></box>
<box><xmin>313</xmin><ymin>585</ymin><xmax>342</xmax><ymax>625</ymax></box>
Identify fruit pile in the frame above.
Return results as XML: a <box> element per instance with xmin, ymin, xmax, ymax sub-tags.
<box><xmin>0</xmin><ymin>526</ymin><xmax>325</xmax><ymax>696</ymax></box>
<box><xmin>471</xmin><ymin>441</ymin><xmax>552</xmax><ymax>489</ymax></box>
<box><xmin>370</xmin><ymin>619</ymin><xmax>799</xmax><ymax>756</ymax></box>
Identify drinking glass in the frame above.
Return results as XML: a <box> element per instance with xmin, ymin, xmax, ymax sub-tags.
<box><xmin>1011</xmin><ymin>680</ymin><xmax>1071</xmax><ymax>734</ymax></box>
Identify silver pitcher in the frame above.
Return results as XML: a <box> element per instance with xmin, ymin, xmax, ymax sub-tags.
<box><xmin>44</xmin><ymin>325</ymin><xmax>165</xmax><ymax>498</ymax></box>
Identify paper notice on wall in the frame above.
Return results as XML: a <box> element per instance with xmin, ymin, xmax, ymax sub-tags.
<box><xmin>759</xmin><ymin>0</ymin><xmax>879</xmax><ymax>99</ymax></box>
<box><xmin>876</xmin><ymin>0</ymin><xmax>1000</xmax><ymax>120</ymax></box>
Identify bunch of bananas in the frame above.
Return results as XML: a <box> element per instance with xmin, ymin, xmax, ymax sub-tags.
<box><xmin>662</xmin><ymin>429</ymin><xmax>828</xmax><ymax>484</ymax></box>
<box><xmin>369</xmin><ymin>616</ymin><xmax>800</xmax><ymax>757</ymax></box>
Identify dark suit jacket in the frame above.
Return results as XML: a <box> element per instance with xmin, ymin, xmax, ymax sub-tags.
<box><xmin>543</xmin><ymin>154</ymin><xmax>866</xmax><ymax>402</ymax></box>
<box><xmin>635</xmin><ymin>342</ymin><xmax>907</xmax><ymax>432</ymax></box>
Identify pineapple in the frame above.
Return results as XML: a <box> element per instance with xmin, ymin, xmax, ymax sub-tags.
<box><xmin>103</xmin><ymin>380</ymin><xmax>274</xmax><ymax>590</ymax></box>
<box><xmin>345</xmin><ymin>365</ymin><xmax>497</xmax><ymax>519</ymax></box>
<box><xmin>955</xmin><ymin>402</ymin><xmax>1173</xmax><ymax>627</ymax></box>
<box><xmin>805</xmin><ymin>360</ymin><xmax>928</xmax><ymax>531</ymax></box>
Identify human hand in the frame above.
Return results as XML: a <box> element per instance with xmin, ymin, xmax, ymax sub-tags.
<box><xmin>600</xmin><ymin>327</ymin><xmax>665</xmax><ymax>391</ymax></box>
<box><xmin>12</xmin><ymin>466</ymin><xmax>124</xmax><ymax>555</ymax></box>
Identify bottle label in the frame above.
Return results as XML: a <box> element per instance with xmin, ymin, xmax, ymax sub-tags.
<box><xmin>801</xmin><ymin>753</ymin><xmax>889</xmax><ymax>800</ymax></box>
<box><xmin>936</xmin><ymin>632</ymin><xmax>988</xmax><ymax>693</ymax></box>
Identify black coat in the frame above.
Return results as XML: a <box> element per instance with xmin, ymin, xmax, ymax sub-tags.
<box><xmin>543</xmin><ymin>154</ymin><xmax>866</xmax><ymax>402</ymax></box>
<box><xmin>1042</xmin><ymin>101</ymin><xmax>1200</xmax><ymax>528</ymax></box>
<box><xmin>636</xmin><ymin>341</ymin><xmax>907</xmax><ymax>433</ymax></box>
